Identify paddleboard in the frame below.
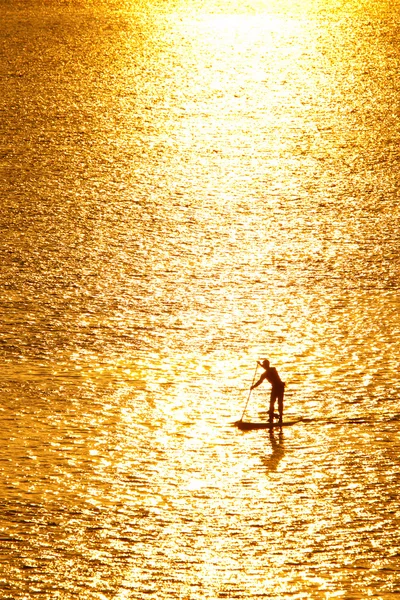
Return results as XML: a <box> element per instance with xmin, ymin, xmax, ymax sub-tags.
<box><xmin>235</xmin><ymin>419</ymin><xmax>301</xmax><ymax>430</ymax></box>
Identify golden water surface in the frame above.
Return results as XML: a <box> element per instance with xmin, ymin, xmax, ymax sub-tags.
<box><xmin>1</xmin><ymin>0</ymin><xmax>400</xmax><ymax>598</ymax></box>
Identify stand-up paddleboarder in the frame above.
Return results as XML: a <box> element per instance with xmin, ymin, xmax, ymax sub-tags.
<box><xmin>250</xmin><ymin>359</ymin><xmax>285</xmax><ymax>425</ymax></box>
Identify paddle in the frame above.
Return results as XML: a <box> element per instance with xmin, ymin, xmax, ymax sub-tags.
<box><xmin>239</xmin><ymin>362</ymin><xmax>259</xmax><ymax>422</ymax></box>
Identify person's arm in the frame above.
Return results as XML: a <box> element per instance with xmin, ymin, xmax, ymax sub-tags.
<box><xmin>251</xmin><ymin>372</ymin><xmax>266</xmax><ymax>390</ymax></box>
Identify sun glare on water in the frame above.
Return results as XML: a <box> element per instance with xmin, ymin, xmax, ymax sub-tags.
<box><xmin>2</xmin><ymin>0</ymin><xmax>400</xmax><ymax>597</ymax></box>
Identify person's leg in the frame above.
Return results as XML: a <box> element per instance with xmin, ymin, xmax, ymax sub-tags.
<box><xmin>277</xmin><ymin>386</ymin><xmax>284</xmax><ymax>425</ymax></box>
<box><xmin>269</xmin><ymin>389</ymin><xmax>277</xmax><ymax>423</ymax></box>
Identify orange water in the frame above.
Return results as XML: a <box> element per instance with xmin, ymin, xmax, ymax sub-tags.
<box><xmin>1</xmin><ymin>0</ymin><xmax>400</xmax><ymax>598</ymax></box>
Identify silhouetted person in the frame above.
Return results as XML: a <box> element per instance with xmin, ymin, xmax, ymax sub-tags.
<box><xmin>251</xmin><ymin>359</ymin><xmax>285</xmax><ymax>425</ymax></box>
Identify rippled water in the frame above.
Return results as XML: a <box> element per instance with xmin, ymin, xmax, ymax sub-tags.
<box><xmin>1</xmin><ymin>0</ymin><xmax>400</xmax><ymax>598</ymax></box>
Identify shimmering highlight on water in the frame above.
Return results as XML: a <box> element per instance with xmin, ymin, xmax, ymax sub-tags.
<box><xmin>1</xmin><ymin>0</ymin><xmax>400</xmax><ymax>598</ymax></box>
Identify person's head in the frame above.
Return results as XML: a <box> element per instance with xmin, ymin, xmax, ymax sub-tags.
<box><xmin>262</xmin><ymin>359</ymin><xmax>270</xmax><ymax>369</ymax></box>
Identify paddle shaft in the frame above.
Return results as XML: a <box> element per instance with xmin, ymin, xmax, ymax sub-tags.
<box><xmin>240</xmin><ymin>362</ymin><xmax>259</xmax><ymax>421</ymax></box>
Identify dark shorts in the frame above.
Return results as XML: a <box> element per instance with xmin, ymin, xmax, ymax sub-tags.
<box><xmin>271</xmin><ymin>382</ymin><xmax>285</xmax><ymax>394</ymax></box>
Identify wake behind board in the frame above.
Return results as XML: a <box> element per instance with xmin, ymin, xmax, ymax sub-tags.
<box><xmin>235</xmin><ymin>420</ymin><xmax>300</xmax><ymax>431</ymax></box>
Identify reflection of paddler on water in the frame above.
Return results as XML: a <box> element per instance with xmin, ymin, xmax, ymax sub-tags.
<box><xmin>250</xmin><ymin>359</ymin><xmax>285</xmax><ymax>426</ymax></box>
<box><xmin>262</xmin><ymin>429</ymin><xmax>285</xmax><ymax>473</ymax></box>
